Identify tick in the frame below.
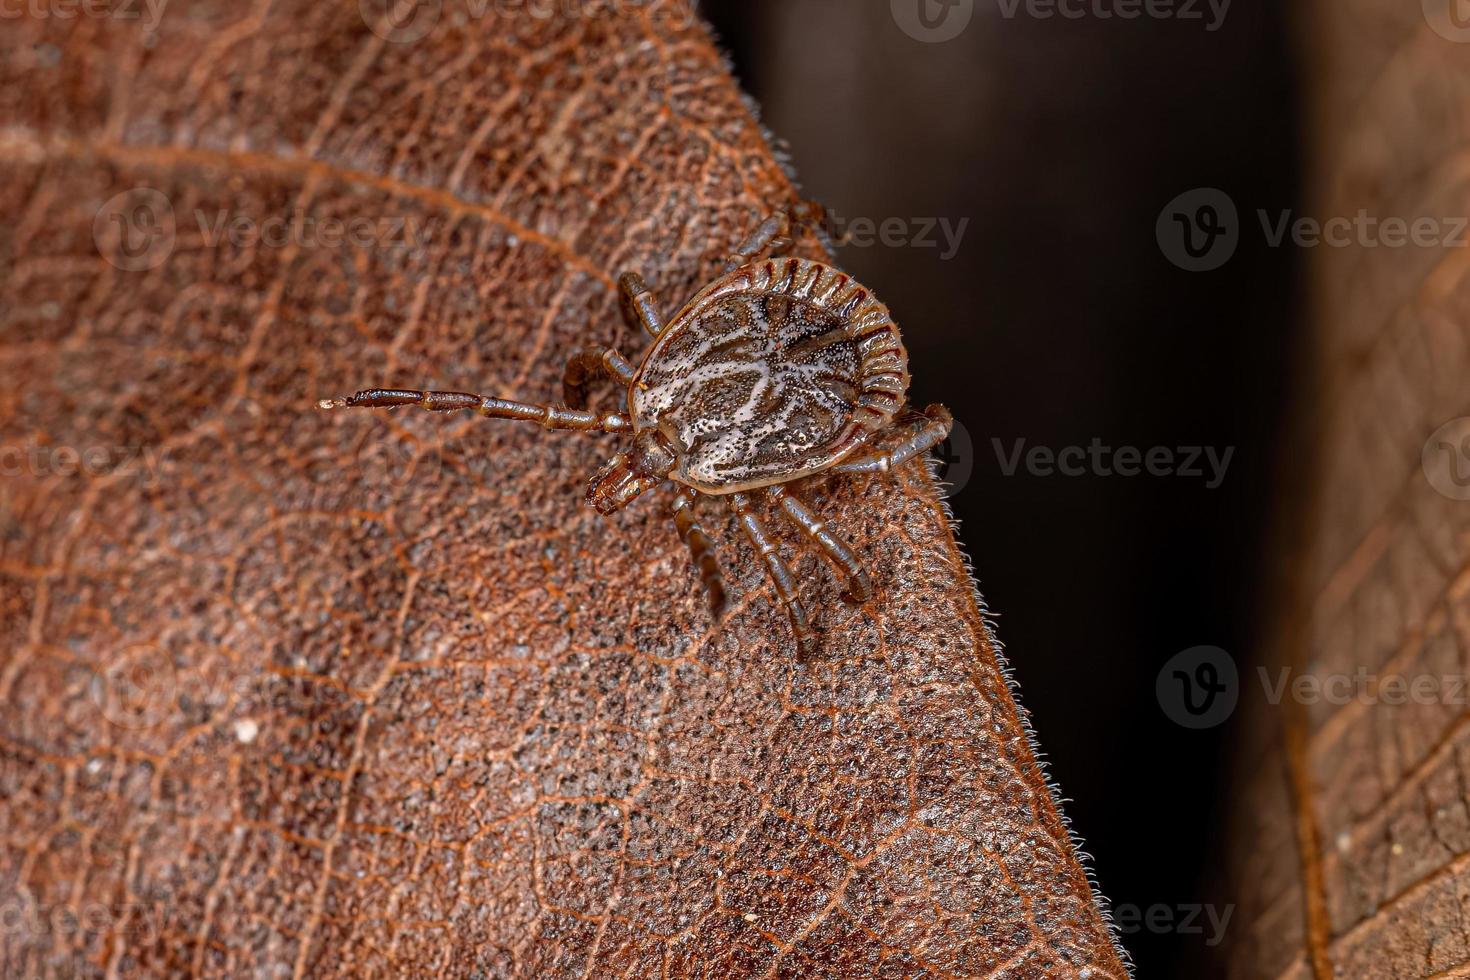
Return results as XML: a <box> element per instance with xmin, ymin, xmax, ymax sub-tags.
<box><xmin>320</xmin><ymin>203</ymin><xmax>952</xmax><ymax>659</ymax></box>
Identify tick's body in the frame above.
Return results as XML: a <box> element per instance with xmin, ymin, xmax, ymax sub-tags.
<box><xmin>322</xmin><ymin>205</ymin><xmax>951</xmax><ymax>659</ymax></box>
<box><xmin>633</xmin><ymin>257</ymin><xmax>908</xmax><ymax>493</ymax></box>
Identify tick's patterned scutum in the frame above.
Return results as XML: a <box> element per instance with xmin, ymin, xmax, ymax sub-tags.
<box><xmin>631</xmin><ymin>257</ymin><xmax>911</xmax><ymax>493</ymax></box>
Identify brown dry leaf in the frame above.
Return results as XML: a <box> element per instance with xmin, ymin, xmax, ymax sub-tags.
<box><xmin>1228</xmin><ymin>3</ymin><xmax>1470</xmax><ymax>978</ymax></box>
<box><xmin>0</xmin><ymin>2</ymin><xmax>1126</xmax><ymax>976</ymax></box>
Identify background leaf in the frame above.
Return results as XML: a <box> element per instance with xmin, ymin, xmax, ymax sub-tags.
<box><xmin>1229</xmin><ymin>2</ymin><xmax>1470</xmax><ymax>977</ymax></box>
<box><xmin>0</xmin><ymin>2</ymin><xmax>1126</xmax><ymax>975</ymax></box>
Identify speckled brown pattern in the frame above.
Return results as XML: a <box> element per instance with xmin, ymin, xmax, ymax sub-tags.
<box><xmin>0</xmin><ymin>1</ymin><xmax>1126</xmax><ymax>977</ymax></box>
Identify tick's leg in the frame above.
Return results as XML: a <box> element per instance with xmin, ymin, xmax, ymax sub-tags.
<box><xmin>765</xmin><ymin>486</ymin><xmax>873</xmax><ymax>604</ymax></box>
<box><xmin>728</xmin><ymin>491</ymin><xmax>817</xmax><ymax>660</ymax></box>
<box><xmin>829</xmin><ymin>404</ymin><xmax>953</xmax><ymax>476</ymax></box>
<box><xmin>320</xmin><ymin>389</ymin><xmax>630</xmax><ymax>433</ymax></box>
<box><xmin>562</xmin><ymin>346</ymin><xmax>637</xmax><ymax>408</ymax></box>
<box><xmin>619</xmin><ymin>272</ymin><xmax>665</xmax><ymax>338</ymax></box>
<box><xmin>725</xmin><ymin>211</ymin><xmax>790</xmax><ymax>272</ymax></box>
<box><xmin>724</xmin><ymin>200</ymin><xmax>828</xmax><ymax>271</ymax></box>
<box><xmin>670</xmin><ymin>487</ymin><xmax>728</xmax><ymax>620</ymax></box>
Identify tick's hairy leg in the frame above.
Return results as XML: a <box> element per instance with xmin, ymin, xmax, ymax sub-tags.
<box><xmin>670</xmin><ymin>487</ymin><xmax>728</xmax><ymax>620</ymax></box>
<box><xmin>320</xmin><ymin>389</ymin><xmax>630</xmax><ymax>433</ymax></box>
<box><xmin>765</xmin><ymin>485</ymin><xmax>873</xmax><ymax>604</ymax></box>
<box><xmin>619</xmin><ymin>272</ymin><xmax>665</xmax><ymax>338</ymax></box>
<box><xmin>829</xmin><ymin>404</ymin><xmax>953</xmax><ymax>476</ymax></box>
<box><xmin>725</xmin><ymin>200</ymin><xmax>829</xmax><ymax>272</ymax></box>
<box><xmin>562</xmin><ymin>346</ymin><xmax>636</xmax><ymax>409</ymax></box>
<box><xmin>728</xmin><ymin>491</ymin><xmax>817</xmax><ymax>661</ymax></box>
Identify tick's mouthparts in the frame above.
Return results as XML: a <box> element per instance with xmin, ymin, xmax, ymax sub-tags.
<box><xmin>586</xmin><ymin>455</ymin><xmax>661</xmax><ymax>515</ymax></box>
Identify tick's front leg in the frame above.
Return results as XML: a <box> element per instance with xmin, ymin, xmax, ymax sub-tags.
<box><xmin>562</xmin><ymin>346</ymin><xmax>636</xmax><ymax>408</ymax></box>
<box><xmin>729</xmin><ymin>491</ymin><xmax>817</xmax><ymax>660</ymax></box>
<box><xmin>320</xmin><ymin>388</ymin><xmax>631</xmax><ymax>433</ymax></box>
<box><xmin>619</xmin><ymin>272</ymin><xmax>665</xmax><ymax>338</ymax></box>
<box><xmin>725</xmin><ymin>200</ymin><xmax>828</xmax><ymax>272</ymax></box>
